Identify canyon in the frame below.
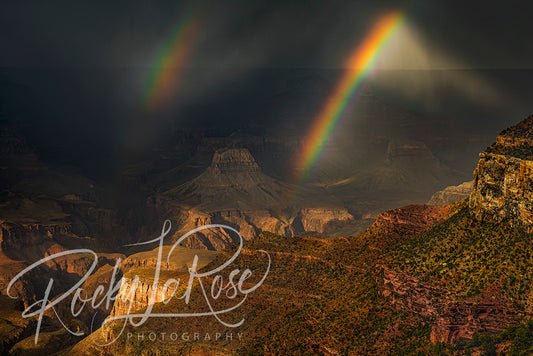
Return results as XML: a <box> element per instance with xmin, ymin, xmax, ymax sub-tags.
<box><xmin>151</xmin><ymin>148</ymin><xmax>357</xmax><ymax>250</ymax></box>
<box><xmin>1</xmin><ymin>115</ymin><xmax>533</xmax><ymax>354</ymax></box>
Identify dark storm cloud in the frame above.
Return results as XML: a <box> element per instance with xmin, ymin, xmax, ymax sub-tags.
<box><xmin>2</xmin><ymin>0</ymin><xmax>532</xmax><ymax>181</ymax></box>
<box><xmin>406</xmin><ymin>1</ymin><xmax>533</xmax><ymax>69</ymax></box>
<box><xmin>0</xmin><ymin>0</ymin><xmax>385</xmax><ymax>68</ymax></box>
<box><xmin>2</xmin><ymin>0</ymin><xmax>532</xmax><ymax>70</ymax></box>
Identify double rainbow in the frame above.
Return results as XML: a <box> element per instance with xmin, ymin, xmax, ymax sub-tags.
<box><xmin>293</xmin><ymin>10</ymin><xmax>404</xmax><ymax>183</ymax></box>
<box><xmin>143</xmin><ymin>11</ymin><xmax>199</xmax><ymax>111</ymax></box>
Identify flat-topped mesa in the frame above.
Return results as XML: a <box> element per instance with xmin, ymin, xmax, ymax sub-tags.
<box><xmin>469</xmin><ymin>115</ymin><xmax>533</xmax><ymax>226</ymax></box>
<box><xmin>208</xmin><ymin>148</ymin><xmax>260</xmax><ymax>174</ymax></box>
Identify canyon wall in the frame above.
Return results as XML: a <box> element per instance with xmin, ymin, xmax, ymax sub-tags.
<box><xmin>469</xmin><ymin>115</ymin><xmax>533</xmax><ymax>226</ymax></box>
<box><xmin>428</xmin><ymin>180</ymin><xmax>473</xmax><ymax>206</ymax></box>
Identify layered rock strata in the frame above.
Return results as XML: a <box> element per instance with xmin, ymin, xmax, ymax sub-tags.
<box><xmin>152</xmin><ymin>148</ymin><xmax>355</xmax><ymax>250</ymax></box>
<box><xmin>428</xmin><ymin>180</ymin><xmax>473</xmax><ymax>206</ymax></box>
<box><xmin>469</xmin><ymin>115</ymin><xmax>533</xmax><ymax>226</ymax></box>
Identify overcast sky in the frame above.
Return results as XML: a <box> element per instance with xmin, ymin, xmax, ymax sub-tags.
<box><xmin>2</xmin><ymin>0</ymin><xmax>533</xmax><ymax>70</ymax></box>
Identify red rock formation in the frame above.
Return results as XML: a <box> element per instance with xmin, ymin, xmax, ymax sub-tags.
<box><xmin>380</xmin><ymin>267</ymin><xmax>526</xmax><ymax>343</ymax></box>
<box><xmin>430</xmin><ymin>300</ymin><xmax>522</xmax><ymax>343</ymax></box>
<box><xmin>370</xmin><ymin>204</ymin><xmax>450</xmax><ymax>237</ymax></box>
<box><xmin>295</xmin><ymin>208</ymin><xmax>353</xmax><ymax>234</ymax></box>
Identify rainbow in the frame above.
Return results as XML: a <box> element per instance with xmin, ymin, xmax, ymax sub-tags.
<box><xmin>293</xmin><ymin>10</ymin><xmax>404</xmax><ymax>183</ymax></box>
<box><xmin>143</xmin><ymin>11</ymin><xmax>199</xmax><ymax>111</ymax></box>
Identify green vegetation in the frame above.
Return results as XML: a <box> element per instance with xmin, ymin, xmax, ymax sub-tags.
<box><xmin>388</xmin><ymin>201</ymin><xmax>533</xmax><ymax>307</ymax></box>
<box><xmin>69</xmin><ymin>201</ymin><xmax>533</xmax><ymax>354</ymax></box>
<box><xmin>424</xmin><ymin>319</ymin><xmax>533</xmax><ymax>355</ymax></box>
<box><xmin>75</xmin><ymin>231</ymin><xmax>433</xmax><ymax>355</ymax></box>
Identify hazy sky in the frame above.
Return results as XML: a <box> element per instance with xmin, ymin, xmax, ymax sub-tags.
<box><xmin>2</xmin><ymin>0</ymin><xmax>532</xmax><ymax>70</ymax></box>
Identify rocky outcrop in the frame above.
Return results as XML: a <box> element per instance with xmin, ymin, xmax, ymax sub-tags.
<box><xmin>381</xmin><ymin>267</ymin><xmax>446</xmax><ymax>317</ymax></box>
<box><xmin>469</xmin><ymin>115</ymin><xmax>533</xmax><ymax>226</ymax></box>
<box><xmin>294</xmin><ymin>208</ymin><xmax>353</xmax><ymax>234</ymax></box>
<box><xmin>44</xmin><ymin>263</ymin><xmax>124</xmax><ymax>334</ymax></box>
<box><xmin>111</xmin><ymin>246</ymin><xmax>217</xmax><ymax>317</ymax></box>
<box><xmin>0</xmin><ymin>218</ymin><xmax>125</xmax><ymax>309</ymax></box>
<box><xmin>165</xmin><ymin>148</ymin><xmax>292</xmax><ymax>211</ymax></box>
<box><xmin>430</xmin><ymin>299</ymin><xmax>522</xmax><ymax>343</ymax></box>
<box><xmin>0</xmin><ymin>220</ymin><xmax>73</xmax><ymax>304</ymax></box>
<box><xmin>110</xmin><ymin>273</ymin><xmax>171</xmax><ymax>317</ymax></box>
<box><xmin>0</xmin><ymin>295</ymin><xmax>37</xmax><ymax>354</ymax></box>
<box><xmin>370</xmin><ymin>204</ymin><xmax>450</xmax><ymax>238</ymax></box>
<box><xmin>428</xmin><ymin>180</ymin><xmax>473</xmax><ymax>205</ymax></box>
<box><xmin>42</xmin><ymin>246</ymin><xmax>215</xmax><ymax>334</ymax></box>
<box><xmin>164</xmin><ymin>207</ymin><xmax>244</xmax><ymax>250</ymax></box>
<box><xmin>380</xmin><ymin>267</ymin><xmax>524</xmax><ymax>343</ymax></box>
<box><xmin>0</xmin><ymin>220</ymin><xmax>72</xmax><ymax>252</ymax></box>
<box><xmin>121</xmin><ymin>245</ymin><xmax>217</xmax><ymax>272</ymax></box>
<box><xmin>486</xmin><ymin>116</ymin><xmax>533</xmax><ymax>159</ymax></box>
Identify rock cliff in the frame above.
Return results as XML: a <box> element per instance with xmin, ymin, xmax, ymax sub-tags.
<box><xmin>0</xmin><ymin>220</ymin><xmax>75</xmax><ymax>304</ymax></box>
<box><xmin>428</xmin><ymin>180</ymin><xmax>473</xmax><ymax>205</ymax></box>
<box><xmin>295</xmin><ymin>208</ymin><xmax>353</xmax><ymax>234</ymax></box>
<box><xmin>0</xmin><ymin>218</ymin><xmax>124</xmax><ymax>308</ymax></box>
<box><xmin>469</xmin><ymin>115</ymin><xmax>533</xmax><ymax>226</ymax></box>
<box><xmin>110</xmin><ymin>246</ymin><xmax>217</xmax><ymax>317</ymax></box>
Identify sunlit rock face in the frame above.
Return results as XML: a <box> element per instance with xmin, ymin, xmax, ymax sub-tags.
<box><xmin>295</xmin><ymin>208</ymin><xmax>354</xmax><ymax>234</ymax></box>
<box><xmin>469</xmin><ymin>116</ymin><xmax>533</xmax><ymax>226</ymax></box>
<box><xmin>428</xmin><ymin>180</ymin><xmax>473</xmax><ymax>206</ymax></box>
<box><xmin>110</xmin><ymin>246</ymin><xmax>216</xmax><ymax>317</ymax></box>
